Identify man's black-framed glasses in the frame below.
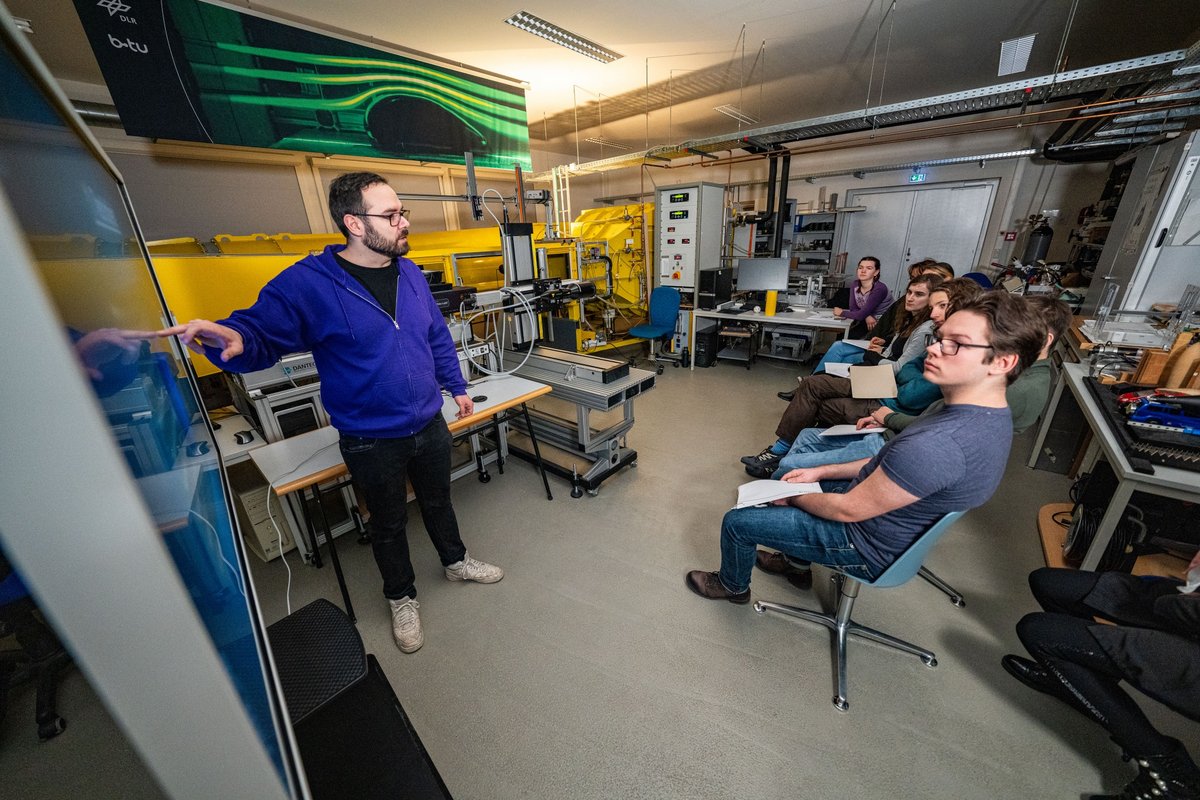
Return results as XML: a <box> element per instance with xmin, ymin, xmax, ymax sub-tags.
<box><xmin>931</xmin><ymin>334</ymin><xmax>993</xmax><ymax>356</ymax></box>
<box><xmin>355</xmin><ymin>209</ymin><xmax>410</xmax><ymax>226</ymax></box>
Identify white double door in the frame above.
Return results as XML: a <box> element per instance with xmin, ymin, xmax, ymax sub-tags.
<box><xmin>842</xmin><ymin>181</ymin><xmax>997</xmax><ymax>294</ymax></box>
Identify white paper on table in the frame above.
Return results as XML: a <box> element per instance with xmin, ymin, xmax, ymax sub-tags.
<box><xmin>823</xmin><ymin>362</ymin><xmax>852</xmax><ymax>378</ymax></box>
<box><xmin>819</xmin><ymin>424</ymin><xmax>886</xmax><ymax>437</ymax></box>
<box><xmin>734</xmin><ymin>479</ymin><xmax>822</xmax><ymax>509</ymax></box>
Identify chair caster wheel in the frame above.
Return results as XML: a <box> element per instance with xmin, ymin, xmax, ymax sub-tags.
<box><xmin>672</xmin><ymin>361</ymin><xmax>679</xmax><ymax>368</ymax></box>
<box><xmin>833</xmin><ymin>697</ymin><xmax>849</xmax><ymax>712</ymax></box>
<box><xmin>752</xmin><ymin>602</ymin><xmax>765</xmax><ymax>613</ymax></box>
<box><xmin>949</xmin><ymin>598</ymin><xmax>965</xmax><ymax>608</ymax></box>
<box><xmin>922</xmin><ymin>656</ymin><xmax>938</xmax><ymax>668</ymax></box>
<box><xmin>478</xmin><ymin>471</ymin><xmax>491</xmax><ymax>483</ymax></box>
<box><xmin>656</xmin><ymin>364</ymin><xmax>664</xmax><ymax>375</ymax></box>
<box><xmin>570</xmin><ymin>485</ymin><xmax>584</xmax><ymax>499</ymax></box>
<box><xmin>38</xmin><ymin>716</ymin><xmax>67</xmax><ymax>741</ymax></box>
<box><xmin>586</xmin><ymin>489</ymin><xmax>599</xmax><ymax>497</ymax></box>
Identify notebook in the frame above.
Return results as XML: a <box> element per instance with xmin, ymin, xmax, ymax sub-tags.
<box><xmin>849</xmin><ymin>365</ymin><xmax>898</xmax><ymax>399</ymax></box>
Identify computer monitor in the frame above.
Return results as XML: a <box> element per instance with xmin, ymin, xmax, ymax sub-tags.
<box><xmin>735</xmin><ymin>257</ymin><xmax>791</xmax><ymax>292</ymax></box>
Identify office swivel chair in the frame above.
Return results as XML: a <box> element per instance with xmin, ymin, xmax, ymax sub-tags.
<box><xmin>628</xmin><ymin>286</ymin><xmax>681</xmax><ymax>375</ymax></box>
<box><xmin>962</xmin><ymin>272</ymin><xmax>994</xmax><ymax>289</ymax></box>
<box><xmin>754</xmin><ymin>511</ymin><xmax>964</xmax><ymax>711</ymax></box>
<box><xmin>0</xmin><ymin>554</ymin><xmax>70</xmax><ymax>741</ymax></box>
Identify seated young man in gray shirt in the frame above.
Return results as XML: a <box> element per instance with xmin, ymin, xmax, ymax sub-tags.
<box><xmin>687</xmin><ymin>292</ymin><xmax>1046</xmax><ymax>602</ymax></box>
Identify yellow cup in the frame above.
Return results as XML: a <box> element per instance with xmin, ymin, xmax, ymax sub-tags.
<box><xmin>764</xmin><ymin>290</ymin><xmax>778</xmax><ymax>316</ymax></box>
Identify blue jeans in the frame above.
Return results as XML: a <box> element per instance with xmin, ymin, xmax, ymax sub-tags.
<box><xmin>813</xmin><ymin>340</ymin><xmax>867</xmax><ymax>374</ymax></box>
<box><xmin>339</xmin><ymin>416</ymin><xmax>466</xmax><ymax>600</ymax></box>
<box><xmin>718</xmin><ymin>480</ymin><xmax>874</xmax><ymax>593</ymax></box>
<box><xmin>773</xmin><ymin>428</ymin><xmax>886</xmax><ymax>478</ymax></box>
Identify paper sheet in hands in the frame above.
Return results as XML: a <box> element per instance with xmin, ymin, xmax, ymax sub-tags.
<box><xmin>849</xmin><ymin>364</ymin><xmax>897</xmax><ymax>398</ymax></box>
<box><xmin>735</xmin><ymin>479</ymin><xmax>822</xmax><ymax>509</ymax></box>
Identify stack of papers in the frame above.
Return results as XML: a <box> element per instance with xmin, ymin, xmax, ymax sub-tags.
<box><xmin>734</xmin><ymin>479</ymin><xmax>822</xmax><ymax>509</ymax></box>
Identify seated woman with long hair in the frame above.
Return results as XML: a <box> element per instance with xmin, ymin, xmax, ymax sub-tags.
<box><xmin>812</xmin><ymin>274</ymin><xmax>940</xmax><ymax>375</ymax></box>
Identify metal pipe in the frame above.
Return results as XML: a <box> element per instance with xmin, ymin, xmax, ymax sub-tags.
<box><xmin>773</xmin><ymin>152</ymin><xmax>791</xmax><ymax>258</ymax></box>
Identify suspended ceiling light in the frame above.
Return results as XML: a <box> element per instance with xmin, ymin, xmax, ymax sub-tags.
<box><xmin>504</xmin><ymin>11</ymin><xmax>622</xmax><ymax>63</ymax></box>
<box><xmin>714</xmin><ymin>104</ymin><xmax>758</xmax><ymax>125</ymax></box>
<box><xmin>584</xmin><ymin>136</ymin><xmax>630</xmax><ymax>150</ymax></box>
<box><xmin>998</xmin><ymin>34</ymin><xmax>1036</xmax><ymax>76</ymax></box>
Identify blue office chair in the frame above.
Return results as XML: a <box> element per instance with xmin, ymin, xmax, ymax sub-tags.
<box><xmin>754</xmin><ymin>511</ymin><xmax>965</xmax><ymax>711</ymax></box>
<box><xmin>628</xmin><ymin>286</ymin><xmax>681</xmax><ymax>374</ymax></box>
<box><xmin>0</xmin><ymin>558</ymin><xmax>70</xmax><ymax>740</ymax></box>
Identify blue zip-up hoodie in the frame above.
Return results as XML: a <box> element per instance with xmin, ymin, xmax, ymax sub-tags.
<box><xmin>206</xmin><ymin>245</ymin><xmax>467</xmax><ymax>438</ymax></box>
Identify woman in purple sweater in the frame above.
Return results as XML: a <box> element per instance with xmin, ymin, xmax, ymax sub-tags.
<box><xmin>833</xmin><ymin>257</ymin><xmax>891</xmax><ymax>338</ymax></box>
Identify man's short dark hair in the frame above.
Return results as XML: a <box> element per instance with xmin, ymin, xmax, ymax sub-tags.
<box><xmin>859</xmin><ymin>256</ymin><xmax>881</xmax><ymax>272</ymax></box>
<box><xmin>1023</xmin><ymin>294</ymin><xmax>1072</xmax><ymax>350</ymax></box>
<box><xmin>329</xmin><ymin>172</ymin><xmax>389</xmax><ymax>237</ymax></box>
<box><xmin>956</xmin><ymin>292</ymin><xmax>1046</xmax><ymax>384</ymax></box>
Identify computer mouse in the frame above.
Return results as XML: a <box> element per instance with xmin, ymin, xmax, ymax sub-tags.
<box><xmin>234</xmin><ymin>430</ymin><xmax>255</xmax><ymax>445</ymax></box>
<box><xmin>186</xmin><ymin>441</ymin><xmax>210</xmax><ymax>457</ymax></box>
<box><xmin>472</xmin><ymin>395</ymin><xmax>488</xmax><ymax>403</ymax></box>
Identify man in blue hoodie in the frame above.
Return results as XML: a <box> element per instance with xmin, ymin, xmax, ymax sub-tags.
<box><xmin>160</xmin><ymin>172</ymin><xmax>502</xmax><ymax>653</ymax></box>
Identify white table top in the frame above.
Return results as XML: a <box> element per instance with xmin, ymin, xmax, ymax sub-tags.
<box><xmin>250</xmin><ymin>375</ymin><xmax>549</xmax><ymax>494</ymax></box>
<box><xmin>693</xmin><ymin>305</ymin><xmax>852</xmax><ymax>332</ymax></box>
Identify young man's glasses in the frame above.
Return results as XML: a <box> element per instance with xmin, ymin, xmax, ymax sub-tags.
<box><xmin>355</xmin><ymin>209</ymin><xmax>410</xmax><ymax>226</ymax></box>
<box><xmin>931</xmin><ymin>334</ymin><xmax>993</xmax><ymax>356</ymax></box>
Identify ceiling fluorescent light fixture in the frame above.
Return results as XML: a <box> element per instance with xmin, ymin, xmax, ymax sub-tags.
<box><xmin>998</xmin><ymin>34</ymin><xmax>1036</xmax><ymax>76</ymax></box>
<box><xmin>584</xmin><ymin>137</ymin><xmax>630</xmax><ymax>150</ymax></box>
<box><xmin>714</xmin><ymin>104</ymin><xmax>758</xmax><ymax>125</ymax></box>
<box><xmin>504</xmin><ymin>12</ymin><xmax>622</xmax><ymax>63</ymax></box>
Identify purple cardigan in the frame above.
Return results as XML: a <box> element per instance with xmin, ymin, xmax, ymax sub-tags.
<box><xmin>841</xmin><ymin>279</ymin><xmax>890</xmax><ymax>321</ymax></box>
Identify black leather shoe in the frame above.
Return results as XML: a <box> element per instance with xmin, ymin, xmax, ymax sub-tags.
<box><xmin>777</xmin><ymin>389</ymin><xmax>796</xmax><ymax>401</ymax></box>
<box><xmin>685</xmin><ymin>571</ymin><xmax>751</xmax><ymax>604</ymax></box>
<box><xmin>744</xmin><ymin>462</ymin><xmax>779</xmax><ymax>479</ymax></box>
<box><xmin>1001</xmin><ymin>654</ymin><xmax>1062</xmax><ymax>697</ymax></box>
<box><xmin>755</xmin><ymin>551</ymin><xmax>813</xmax><ymax>590</ymax></box>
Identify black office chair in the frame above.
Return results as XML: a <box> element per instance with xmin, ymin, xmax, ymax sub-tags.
<box><xmin>0</xmin><ymin>552</ymin><xmax>70</xmax><ymax>741</ymax></box>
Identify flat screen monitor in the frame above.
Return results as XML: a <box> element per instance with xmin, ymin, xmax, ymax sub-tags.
<box><xmin>736</xmin><ymin>257</ymin><xmax>790</xmax><ymax>292</ymax></box>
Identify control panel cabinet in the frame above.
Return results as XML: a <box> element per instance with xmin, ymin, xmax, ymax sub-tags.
<box><xmin>656</xmin><ymin>183</ymin><xmax>724</xmax><ymax>290</ymax></box>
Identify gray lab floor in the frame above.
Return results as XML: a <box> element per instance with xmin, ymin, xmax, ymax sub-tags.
<box><xmin>3</xmin><ymin>355</ymin><xmax>1196</xmax><ymax>799</ymax></box>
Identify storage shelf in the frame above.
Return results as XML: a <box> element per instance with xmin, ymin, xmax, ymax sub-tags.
<box><xmin>1037</xmin><ymin>502</ymin><xmax>1187</xmax><ymax>578</ymax></box>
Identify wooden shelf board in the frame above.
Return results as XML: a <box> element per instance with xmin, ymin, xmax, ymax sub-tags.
<box><xmin>1037</xmin><ymin>502</ymin><xmax>1188</xmax><ymax>578</ymax></box>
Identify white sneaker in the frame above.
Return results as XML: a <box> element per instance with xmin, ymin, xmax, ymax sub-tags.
<box><xmin>388</xmin><ymin>597</ymin><xmax>423</xmax><ymax>653</ymax></box>
<box><xmin>444</xmin><ymin>552</ymin><xmax>504</xmax><ymax>584</ymax></box>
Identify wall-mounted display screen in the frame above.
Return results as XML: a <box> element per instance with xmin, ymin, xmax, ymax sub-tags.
<box><xmin>72</xmin><ymin>0</ymin><xmax>531</xmax><ymax>169</ymax></box>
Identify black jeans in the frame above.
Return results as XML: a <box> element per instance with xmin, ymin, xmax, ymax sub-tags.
<box><xmin>339</xmin><ymin>416</ymin><xmax>467</xmax><ymax>601</ymax></box>
<box><xmin>1016</xmin><ymin>567</ymin><xmax>1181</xmax><ymax>755</ymax></box>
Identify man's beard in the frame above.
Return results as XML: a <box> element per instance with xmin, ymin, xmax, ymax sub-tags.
<box><xmin>362</xmin><ymin>224</ymin><xmax>409</xmax><ymax>258</ymax></box>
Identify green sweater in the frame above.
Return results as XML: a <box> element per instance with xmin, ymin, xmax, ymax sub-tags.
<box><xmin>883</xmin><ymin>359</ymin><xmax>1052</xmax><ymax>436</ymax></box>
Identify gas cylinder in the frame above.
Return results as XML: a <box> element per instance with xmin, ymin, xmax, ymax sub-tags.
<box><xmin>1021</xmin><ymin>220</ymin><xmax>1054</xmax><ymax>264</ymax></box>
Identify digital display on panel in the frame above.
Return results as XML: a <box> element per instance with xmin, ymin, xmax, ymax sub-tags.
<box><xmin>72</xmin><ymin>0</ymin><xmax>531</xmax><ymax>169</ymax></box>
<box><xmin>669</xmin><ymin>209</ymin><xmax>689</xmax><ymax>220</ymax></box>
<box><xmin>668</xmin><ymin>192</ymin><xmax>689</xmax><ymax>203</ymax></box>
<box><xmin>0</xmin><ymin>35</ymin><xmax>288</xmax><ymax>783</ymax></box>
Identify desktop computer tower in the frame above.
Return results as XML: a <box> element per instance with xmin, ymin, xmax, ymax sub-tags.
<box><xmin>697</xmin><ymin>267</ymin><xmax>732</xmax><ymax>310</ymax></box>
<box><xmin>694</xmin><ymin>329</ymin><xmax>720</xmax><ymax>367</ymax></box>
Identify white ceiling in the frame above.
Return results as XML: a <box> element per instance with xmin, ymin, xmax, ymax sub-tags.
<box><xmin>10</xmin><ymin>0</ymin><xmax>1200</xmax><ymax>160</ymax></box>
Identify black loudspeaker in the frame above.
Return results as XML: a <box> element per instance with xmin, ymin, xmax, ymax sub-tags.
<box><xmin>697</xmin><ymin>268</ymin><xmax>732</xmax><ymax>310</ymax></box>
<box><xmin>694</xmin><ymin>329</ymin><xmax>719</xmax><ymax>367</ymax></box>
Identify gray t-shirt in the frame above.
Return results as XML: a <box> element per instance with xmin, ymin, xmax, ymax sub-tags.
<box><xmin>846</xmin><ymin>403</ymin><xmax>1013</xmax><ymax>573</ymax></box>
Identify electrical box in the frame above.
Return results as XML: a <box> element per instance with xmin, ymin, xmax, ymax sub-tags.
<box><xmin>656</xmin><ymin>183</ymin><xmax>724</xmax><ymax>290</ymax></box>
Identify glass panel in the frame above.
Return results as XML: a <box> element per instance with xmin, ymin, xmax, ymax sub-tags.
<box><xmin>0</xmin><ymin>38</ymin><xmax>286</xmax><ymax>783</ymax></box>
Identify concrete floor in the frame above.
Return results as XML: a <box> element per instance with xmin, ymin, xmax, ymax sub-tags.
<box><xmin>3</xmin><ymin>354</ymin><xmax>1196</xmax><ymax>798</ymax></box>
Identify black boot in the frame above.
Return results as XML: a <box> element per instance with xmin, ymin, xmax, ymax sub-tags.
<box><xmin>1090</xmin><ymin>741</ymin><xmax>1200</xmax><ymax>800</ymax></box>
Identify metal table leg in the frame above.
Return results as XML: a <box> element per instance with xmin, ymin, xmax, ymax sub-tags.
<box><xmin>310</xmin><ymin>484</ymin><xmax>356</xmax><ymax>622</ymax></box>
